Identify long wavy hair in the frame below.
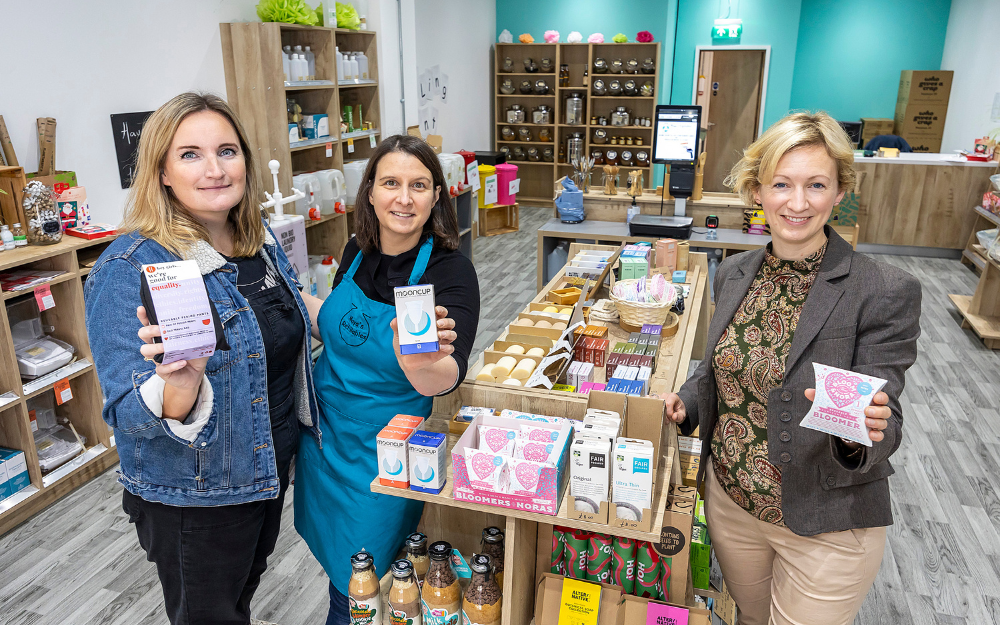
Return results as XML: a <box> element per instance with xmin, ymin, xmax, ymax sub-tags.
<box><xmin>119</xmin><ymin>92</ymin><xmax>266</xmax><ymax>257</ymax></box>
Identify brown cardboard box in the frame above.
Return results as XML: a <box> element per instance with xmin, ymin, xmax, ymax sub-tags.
<box><xmin>615</xmin><ymin>593</ymin><xmax>712</xmax><ymax>625</ymax></box>
<box><xmin>534</xmin><ymin>573</ymin><xmax>622</xmax><ymax>625</ymax></box>
<box><xmin>902</xmin><ymin>133</ymin><xmax>943</xmax><ymax>153</ymax></box>
<box><xmin>860</xmin><ymin>118</ymin><xmax>894</xmax><ymax>146</ymax></box>
<box><xmin>897</xmin><ymin>70</ymin><xmax>953</xmax><ymax>104</ymax></box>
<box><xmin>893</xmin><ymin>103</ymin><xmax>948</xmax><ymax>137</ymax></box>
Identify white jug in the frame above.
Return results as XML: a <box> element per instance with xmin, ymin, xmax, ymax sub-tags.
<box><xmin>291</xmin><ymin>173</ymin><xmax>321</xmax><ymax>217</ymax></box>
<box><xmin>314</xmin><ymin>169</ymin><xmax>347</xmax><ymax>214</ymax></box>
<box><xmin>437</xmin><ymin>153</ymin><xmax>465</xmax><ymax>195</ymax></box>
<box><xmin>343</xmin><ymin>160</ymin><xmax>369</xmax><ymax>206</ymax></box>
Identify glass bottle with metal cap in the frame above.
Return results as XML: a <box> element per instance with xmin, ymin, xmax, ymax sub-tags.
<box><xmin>388</xmin><ymin>559</ymin><xmax>423</xmax><ymax>625</ymax></box>
<box><xmin>406</xmin><ymin>532</ymin><xmax>429</xmax><ymax>583</ymax></box>
<box><xmin>480</xmin><ymin>527</ymin><xmax>506</xmax><ymax>588</ymax></box>
<box><xmin>349</xmin><ymin>550</ymin><xmax>382</xmax><ymax>625</ymax></box>
<box><xmin>463</xmin><ymin>554</ymin><xmax>502</xmax><ymax>625</ymax></box>
<box><xmin>422</xmin><ymin>541</ymin><xmax>461</xmax><ymax>625</ymax></box>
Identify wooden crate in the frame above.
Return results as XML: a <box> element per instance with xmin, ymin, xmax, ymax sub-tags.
<box><xmin>479</xmin><ymin>202</ymin><xmax>519</xmax><ymax>236</ymax></box>
<box><xmin>0</xmin><ymin>166</ymin><xmax>27</xmax><ymax>228</ymax></box>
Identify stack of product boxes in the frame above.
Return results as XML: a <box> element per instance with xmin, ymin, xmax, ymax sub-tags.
<box><xmin>0</xmin><ymin>447</ymin><xmax>31</xmax><ymax>502</ymax></box>
<box><xmin>571</xmin><ymin>325</ymin><xmax>610</xmax><ymax>394</ymax></box>
<box><xmin>564</xmin><ymin>250</ymin><xmax>614</xmax><ymax>286</ymax></box>
<box><xmin>618</xmin><ymin>243</ymin><xmax>653</xmax><ymax>280</ymax></box>
<box><xmin>376</xmin><ymin>414</ymin><xmax>449</xmax><ymax>495</ymax></box>
<box><xmin>604</xmin><ymin>325</ymin><xmax>660</xmax><ymax>396</ymax></box>
<box><xmin>677</xmin><ymin>435</ymin><xmax>701</xmax><ymax>487</ymax></box>
<box><xmin>893</xmin><ymin>70</ymin><xmax>953</xmax><ymax>153</ymax></box>
<box><xmin>690</xmin><ymin>495</ymin><xmax>712</xmax><ymax>592</ymax></box>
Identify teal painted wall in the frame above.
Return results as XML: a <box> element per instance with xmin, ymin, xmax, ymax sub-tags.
<box><xmin>788</xmin><ymin>0</ymin><xmax>951</xmax><ymax>121</ymax></box>
<box><xmin>669</xmin><ymin>0</ymin><xmax>804</xmax><ymax>131</ymax></box>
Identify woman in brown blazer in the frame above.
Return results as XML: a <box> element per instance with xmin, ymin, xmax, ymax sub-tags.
<box><xmin>664</xmin><ymin>111</ymin><xmax>921</xmax><ymax>625</ymax></box>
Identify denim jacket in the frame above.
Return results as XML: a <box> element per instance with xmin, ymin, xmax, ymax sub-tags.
<box><xmin>84</xmin><ymin>227</ymin><xmax>321</xmax><ymax>506</ymax></box>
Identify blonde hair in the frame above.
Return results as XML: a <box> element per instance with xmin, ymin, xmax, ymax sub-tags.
<box><xmin>120</xmin><ymin>92</ymin><xmax>265</xmax><ymax>257</ymax></box>
<box><xmin>725</xmin><ymin>111</ymin><xmax>857</xmax><ymax>207</ymax></box>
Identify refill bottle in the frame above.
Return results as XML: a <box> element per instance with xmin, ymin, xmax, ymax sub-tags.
<box><xmin>282</xmin><ymin>45</ymin><xmax>292</xmax><ymax>82</ymax></box>
<box><xmin>304</xmin><ymin>45</ymin><xmax>316</xmax><ymax>80</ymax></box>
<box><xmin>1</xmin><ymin>225</ymin><xmax>13</xmax><ymax>251</ymax></box>
<box><xmin>336</xmin><ymin>46</ymin><xmax>344</xmax><ymax>81</ymax></box>
<box><xmin>295</xmin><ymin>54</ymin><xmax>309</xmax><ymax>81</ymax></box>
<box><xmin>349</xmin><ymin>55</ymin><xmax>359</xmax><ymax>80</ymax></box>
<box><xmin>357</xmin><ymin>52</ymin><xmax>369</xmax><ymax>80</ymax></box>
<box><xmin>344</xmin><ymin>54</ymin><xmax>354</xmax><ymax>80</ymax></box>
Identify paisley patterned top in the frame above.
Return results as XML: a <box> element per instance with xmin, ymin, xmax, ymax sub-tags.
<box><xmin>710</xmin><ymin>242</ymin><xmax>827</xmax><ymax>524</ymax></box>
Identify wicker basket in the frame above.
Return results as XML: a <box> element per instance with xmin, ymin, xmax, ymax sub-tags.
<box><xmin>609</xmin><ymin>279</ymin><xmax>677</xmax><ymax>327</ymax></box>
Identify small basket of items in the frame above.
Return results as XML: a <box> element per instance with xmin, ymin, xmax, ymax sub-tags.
<box><xmin>609</xmin><ymin>272</ymin><xmax>681</xmax><ymax>331</ymax></box>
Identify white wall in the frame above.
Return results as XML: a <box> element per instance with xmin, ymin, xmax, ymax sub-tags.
<box><xmin>940</xmin><ymin>0</ymin><xmax>1000</xmax><ymax>153</ymax></box>
<box><xmin>0</xmin><ymin>0</ymin><xmax>259</xmax><ymax>225</ymax></box>
<box><xmin>413</xmin><ymin>0</ymin><xmax>495</xmax><ymax>153</ymax></box>
<box><xmin>366</xmin><ymin>0</ymin><xmax>419</xmax><ymax>137</ymax></box>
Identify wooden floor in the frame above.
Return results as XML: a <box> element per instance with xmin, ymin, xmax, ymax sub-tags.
<box><xmin>1</xmin><ymin>206</ymin><xmax>998</xmax><ymax>625</ymax></box>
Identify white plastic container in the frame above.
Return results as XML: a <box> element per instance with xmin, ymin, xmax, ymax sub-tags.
<box><xmin>282</xmin><ymin>45</ymin><xmax>292</xmax><ymax>82</ymax></box>
<box><xmin>357</xmin><ymin>52</ymin><xmax>369</xmax><ymax>80</ymax></box>
<box><xmin>314</xmin><ymin>256</ymin><xmax>339</xmax><ymax>299</ymax></box>
<box><xmin>292</xmin><ymin>172</ymin><xmax>321</xmax><ymax>217</ymax></box>
<box><xmin>336</xmin><ymin>46</ymin><xmax>343</xmax><ymax>81</ymax></box>
<box><xmin>314</xmin><ymin>169</ymin><xmax>347</xmax><ymax>215</ymax></box>
<box><xmin>348</xmin><ymin>55</ymin><xmax>359</xmax><ymax>80</ymax></box>
<box><xmin>304</xmin><ymin>45</ymin><xmax>316</xmax><ymax>80</ymax></box>
<box><xmin>437</xmin><ymin>154</ymin><xmax>465</xmax><ymax>195</ymax></box>
<box><xmin>1</xmin><ymin>225</ymin><xmax>13</xmax><ymax>250</ymax></box>
<box><xmin>294</xmin><ymin>54</ymin><xmax>309</xmax><ymax>81</ymax></box>
<box><xmin>344</xmin><ymin>159</ymin><xmax>369</xmax><ymax>206</ymax></box>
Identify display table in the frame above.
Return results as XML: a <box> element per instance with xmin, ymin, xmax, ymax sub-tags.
<box><xmin>537</xmin><ymin>218</ymin><xmax>768</xmax><ymax>290</ymax></box>
<box><xmin>371</xmin><ymin>253</ymin><xmax>713</xmax><ymax>622</ymax></box>
<box><xmin>854</xmin><ymin>155</ymin><xmax>997</xmax><ymax>250</ymax></box>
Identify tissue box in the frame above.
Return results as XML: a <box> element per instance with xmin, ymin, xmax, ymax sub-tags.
<box><xmin>409</xmin><ymin>431</ymin><xmax>447</xmax><ymax>494</ymax></box>
<box><xmin>452</xmin><ymin>413</ymin><xmax>572</xmax><ymax>515</ymax></box>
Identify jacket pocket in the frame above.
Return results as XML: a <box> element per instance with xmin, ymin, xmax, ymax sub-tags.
<box><xmin>814</xmin><ymin>324</ymin><xmax>856</xmax><ymax>342</ymax></box>
<box><xmin>818</xmin><ymin>456</ymin><xmax>894</xmax><ymax>490</ymax></box>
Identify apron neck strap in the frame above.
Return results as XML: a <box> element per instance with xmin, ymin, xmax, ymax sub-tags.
<box><xmin>408</xmin><ymin>236</ymin><xmax>434</xmax><ymax>285</ymax></box>
<box><xmin>345</xmin><ymin>235</ymin><xmax>435</xmax><ymax>284</ymax></box>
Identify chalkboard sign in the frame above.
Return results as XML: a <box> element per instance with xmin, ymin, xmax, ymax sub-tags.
<box><xmin>110</xmin><ymin>111</ymin><xmax>153</xmax><ymax>188</ymax></box>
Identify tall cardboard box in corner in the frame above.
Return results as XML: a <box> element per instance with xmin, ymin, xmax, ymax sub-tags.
<box><xmin>894</xmin><ymin>70</ymin><xmax>952</xmax><ymax>151</ymax></box>
<box><xmin>897</xmin><ymin>70</ymin><xmax>953</xmax><ymax>105</ymax></box>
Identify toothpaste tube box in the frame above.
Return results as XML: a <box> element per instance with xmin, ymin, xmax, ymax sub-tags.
<box><xmin>612</xmin><ymin>438</ymin><xmax>655</xmax><ymax>523</ymax></box>
<box><xmin>409</xmin><ymin>431</ymin><xmax>447</xmax><ymax>494</ymax></box>
<box><xmin>394</xmin><ymin>284</ymin><xmax>438</xmax><ymax>355</ymax></box>
<box><xmin>377</xmin><ymin>426</ymin><xmax>415</xmax><ymax>488</ymax></box>
<box><xmin>570</xmin><ymin>436</ymin><xmax>611</xmax><ymax>515</ymax></box>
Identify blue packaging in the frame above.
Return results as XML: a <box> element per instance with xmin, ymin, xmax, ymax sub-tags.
<box><xmin>0</xmin><ymin>447</ymin><xmax>31</xmax><ymax>501</ymax></box>
<box><xmin>409</xmin><ymin>431</ymin><xmax>447</xmax><ymax>494</ymax></box>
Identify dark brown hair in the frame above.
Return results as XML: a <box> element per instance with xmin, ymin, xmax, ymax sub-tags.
<box><xmin>354</xmin><ymin>134</ymin><xmax>460</xmax><ymax>254</ymax></box>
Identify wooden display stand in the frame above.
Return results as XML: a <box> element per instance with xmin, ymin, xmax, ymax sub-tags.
<box><xmin>950</xmin><ymin>252</ymin><xmax>1000</xmax><ymax>349</ymax></box>
<box><xmin>494</xmin><ymin>41</ymin><xmax>661</xmax><ymax>207</ymax></box>
<box><xmin>0</xmin><ymin>236</ymin><xmax>120</xmax><ymax>536</ymax></box>
<box><xmin>479</xmin><ymin>202</ymin><xmax>519</xmax><ymax>237</ymax></box>
<box><xmin>220</xmin><ymin>22</ymin><xmax>384</xmax><ymax>263</ymax></box>
<box><xmin>960</xmin><ymin>205</ymin><xmax>1000</xmax><ymax>274</ymax></box>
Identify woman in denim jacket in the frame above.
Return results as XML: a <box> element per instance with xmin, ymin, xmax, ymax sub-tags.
<box><xmin>85</xmin><ymin>92</ymin><xmax>319</xmax><ymax>625</ymax></box>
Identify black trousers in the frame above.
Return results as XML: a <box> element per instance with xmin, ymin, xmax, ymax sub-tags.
<box><xmin>123</xmin><ymin>395</ymin><xmax>299</xmax><ymax>625</ymax></box>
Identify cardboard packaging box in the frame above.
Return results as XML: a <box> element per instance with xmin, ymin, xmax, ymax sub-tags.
<box><xmin>860</xmin><ymin>118</ymin><xmax>894</xmax><ymax>146</ymax></box>
<box><xmin>0</xmin><ymin>447</ymin><xmax>31</xmax><ymax>502</ymax></box>
<box><xmin>409</xmin><ymin>430</ymin><xmax>447</xmax><ymax>494</ymax></box>
<box><xmin>902</xmin><ymin>133</ymin><xmax>943</xmax><ymax>153</ymax></box>
<box><xmin>897</xmin><ymin>70</ymin><xmax>953</xmax><ymax>105</ymax></box>
<box><xmin>894</xmin><ymin>103</ymin><xmax>947</xmax><ymax>138</ymax></box>
<box><xmin>377</xmin><ymin>425</ymin><xmax>415</xmax><ymax>488</ymax></box>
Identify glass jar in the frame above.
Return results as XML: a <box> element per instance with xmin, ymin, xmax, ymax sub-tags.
<box><xmin>523</xmin><ymin>58</ymin><xmax>538</xmax><ymax>73</ymax></box>
<box><xmin>623</xmin><ymin>80</ymin><xmax>638</xmax><ymax>97</ymax></box>
<box><xmin>620</xmin><ymin>150</ymin><xmax>635</xmax><ymax>166</ymax></box>
<box><xmin>591</xmin><ymin>79</ymin><xmax>606</xmax><ymax>96</ymax></box>
<box><xmin>422</xmin><ymin>541</ymin><xmax>461</xmax><ymax>625</ymax></box>
<box><xmin>532</xmin><ymin>105</ymin><xmax>552</xmax><ymax>124</ymax></box>
<box><xmin>406</xmin><ymin>532</ymin><xmax>429</xmax><ymax>584</ymax></box>
<box><xmin>463</xmin><ymin>554</ymin><xmax>502</xmax><ymax>625</ymax></box>
<box><xmin>23</xmin><ymin>181</ymin><xmax>62</xmax><ymax>245</ymax></box>
<box><xmin>388</xmin><ymin>560</ymin><xmax>422</xmax><ymax>625</ymax></box>
<box><xmin>533</xmin><ymin>79</ymin><xmax>549</xmax><ymax>95</ymax></box>
<box><xmin>626</xmin><ymin>58</ymin><xmax>640</xmax><ymax>74</ymax></box>
<box><xmin>605</xmin><ymin>149</ymin><xmax>619</xmax><ymax>166</ymax></box>
<box><xmin>590</xmin><ymin>149</ymin><xmax>605</xmax><ymax>165</ymax></box>
<box><xmin>539</xmin><ymin>127</ymin><xmax>552</xmax><ymax>142</ymax></box>
<box><xmin>498</xmin><ymin>146</ymin><xmax>511</xmax><ymax>159</ymax></box>
<box><xmin>566</xmin><ymin>132</ymin><xmax>584</xmax><ymax>163</ymax></box>
<box><xmin>564</xmin><ymin>92</ymin><xmax>585</xmax><ymax>125</ymax></box>
<box><xmin>540</xmin><ymin>58</ymin><xmax>554</xmax><ymax>73</ymax></box>
<box><xmin>592</xmin><ymin>128</ymin><xmax>608</xmax><ymax>144</ymax></box>
<box><xmin>527</xmin><ymin>147</ymin><xmax>541</xmax><ymax>162</ymax></box>
<box><xmin>512</xmin><ymin>147</ymin><xmax>526</xmax><ymax>161</ymax></box>
<box><xmin>640</xmin><ymin>81</ymin><xmax>654</xmax><ymax>97</ymax></box>
<box><xmin>635</xmin><ymin>137</ymin><xmax>644</xmax><ymax>146</ymax></box>
<box><xmin>641</xmin><ymin>57</ymin><xmax>656</xmax><ymax>74</ymax></box>
<box><xmin>598</xmin><ymin>116</ymin><xmax>608</xmax><ymax>126</ymax></box>
<box><xmin>610</xmin><ymin>58</ymin><xmax>624</xmax><ymax>74</ymax></box>
<box><xmin>500</xmin><ymin>57</ymin><xmax>515</xmax><ymax>73</ymax></box>
<box><xmin>518</xmin><ymin>127</ymin><xmax>533</xmax><ymax>142</ymax></box>
<box><xmin>350</xmin><ymin>551</ymin><xmax>382</xmax><ymax>625</ymax></box>
<box><xmin>608</xmin><ymin>80</ymin><xmax>622</xmax><ymax>96</ymax></box>
<box><xmin>11</xmin><ymin>222</ymin><xmax>27</xmax><ymax>247</ymax></box>
<box><xmin>592</xmin><ymin>57</ymin><xmax>608</xmax><ymax>74</ymax></box>
<box><xmin>499</xmin><ymin>78</ymin><xmax>515</xmax><ymax>95</ymax></box>
<box><xmin>542</xmin><ymin>147</ymin><xmax>554</xmax><ymax>162</ymax></box>
<box><xmin>519</xmin><ymin>80</ymin><xmax>533</xmax><ymax>94</ymax></box>
<box><xmin>500</xmin><ymin>126</ymin><xmax>515</xmax><ymax>141</ymax></box>
<box><xmin>611</xmin><ymin>106</ymin><xmax>630</xmax><ymax>126</ymax></box>
<box><xmin>636</xmin><ymin>151</ymin><xmax>650</xmax><ymax>166</ymax></box>
<box><xmin>505</xmin><ymin>104</ymin><xmax>525</xmax><ymax>124</ymax></box>
<box><xmin>625</xmin><ymin>136</ymin><xmax>634</xmax><ymax>146</ymax></box>
<box><xmin>609</xmin><ymin>136</ymin><xmax>618</xmax><ymax>146</ymax></box>
<box><xmin>481</xmin><ymin>527</ymin><xmax>506</xmax><ymax>588</ymax></box>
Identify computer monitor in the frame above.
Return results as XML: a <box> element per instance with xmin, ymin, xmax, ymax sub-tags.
<box><xmin>652</xmin><ymin>105</ymin><xmax>702</xmax><ymax>165</ymax></box>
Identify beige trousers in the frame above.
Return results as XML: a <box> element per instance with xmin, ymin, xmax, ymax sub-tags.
<box><xmin>705</xmin><ymin>466</ymin><xmax>886</xmax><ymax>625</ymax></box>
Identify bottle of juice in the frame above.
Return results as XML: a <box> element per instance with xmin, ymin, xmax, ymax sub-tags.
<box><xmin>480</xmin><ymin>527</ymin><xmax>506</xmax><ymax>588</ymax></box>
<box><xmin>422</xmin><ymin>541</ymin><xmax>461</xmax><ymax>625</ymax></box>
<box><xmin>388</xmin><ymin>559</ymin><xmax>423</xmax><ymax>625</ymax></box>
<box><xmin>406</xmin><ymin>532</ymin><xmax>430</xmax><ymax>584</ymax></box>
<box><xmin>463</xmin><ymin>554</ymin><xmax>502</xmax><ymax>625</ymax></box>
<box><xmin>349</xmin><ymin>551</ymin><xmax>381</xmax><ymax>625</ymax></box>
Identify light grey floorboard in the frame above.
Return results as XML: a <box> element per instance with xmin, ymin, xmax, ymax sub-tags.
<box><xmin>0</xmin><ymin>206</ymin><xmax>997</xmax><ymax>625</ymax></box>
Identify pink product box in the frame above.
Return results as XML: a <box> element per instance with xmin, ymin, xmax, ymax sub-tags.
<box><xmin>452</xmin><ymin>414</ymin><xmax>573</xmax><ymax>515</ymax></box>
<box><xmin>578</xmin><ymin>382</ymin><xmax>607</xmax><ymax>394</ymax></box>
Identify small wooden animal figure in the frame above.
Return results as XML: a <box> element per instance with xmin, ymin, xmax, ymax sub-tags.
<box><xmin>603</xmin><ymin>165</ymin><xmax>619</xmax><ymax>195</ymax></box>
<box><xmin>627</xmin><ymin>170</ymin><xmax>642</xmax><ymax>197</ymax></box>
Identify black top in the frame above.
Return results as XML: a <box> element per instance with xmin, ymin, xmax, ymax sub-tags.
<box><xmin>224</xmin><ymin>253</ymin><xmax>305</xmax><ymax>412</ymax></box>
<box><xmin>333</xmin><ymin>233</ymin><xmax>480</xmax><ymax>387</ymax></box>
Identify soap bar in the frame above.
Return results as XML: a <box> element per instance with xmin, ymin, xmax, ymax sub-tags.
<box><xmin>476</xmin><ymin>364</ymin><xmax>496</xmax><ymax>381</ymax></box>
<box><xmin>502</xmin><ymin>378</ymin><xmax>523</xmax><ymax>387</ymax></box>
<box><xmin>526</xmin><ymin>347</ymin><xmax>546</xmax><ymax>357</ymax></box>
<box><xmin>505</xmin><ymin>344</ymin><xmax>526</xmax><ymax>354</ymax></box>
<box><xmin>672</xmin><ymin>270</ymin><xmax>686</xmax><ymax>283</ymax></box>
<box><xmin>511</xmin><ymin>358</ymin><xmax>536</xmax><ymax>380</ymax></box>
<box><xmin>493</xmin><ymin>356</ymin><xmax>518</xmax><ymax>377</ymax></box>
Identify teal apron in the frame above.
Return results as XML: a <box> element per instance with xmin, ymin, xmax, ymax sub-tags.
<box><xmin>295</xmin><ymin>236</ymin><xmax>434</xmax><ymax>595</ymax></box>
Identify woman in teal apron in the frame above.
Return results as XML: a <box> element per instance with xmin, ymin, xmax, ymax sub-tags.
<box><xmin>295</xmin><ymin>135</ymin><xmax>480</xmax><ymax>625</ymax></box>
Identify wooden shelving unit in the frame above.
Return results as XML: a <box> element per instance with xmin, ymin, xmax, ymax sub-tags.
<box><xmin>494</xmin><ymin>42</ymin><xmax>661</xmax><ymax>208</ymax></box>
<box><xmin>952</xmin><ymin>205</ymin><xmax>1000</xmax><ymax>348</ymax></box>
<box><xmin>0</xmin><ymin>236</ymin><xmax>120</xmax><ymax>536</ymax></box>
<box><xmin>220</xmin><ymin>23</ymin><xmax>383</xmax><ymax>262</ymax></box>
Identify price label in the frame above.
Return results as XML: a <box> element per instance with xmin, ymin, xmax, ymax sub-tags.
<box><xmin>29</xmin><ymin>409</ymin><xmax>37</xmax><ymax>432</ymax></box>
<box><xmin>369</xmin><ymin>134</ymin><xmax>377</xmax><ymax>148</ymax></box>
<box><xmin>347</xmin><ymin>138</ymin><xmax>355</xmax><ymax>153</ymax></box>
<box><xmin>325</xmin><ymin>142</ymin><xmax>333</xmax><ymax>157</ymax></box>
<box><xmin>54</xmin><ymin>378</ymin><xmax>73</xmax><ymax>405</ymax></box>
<box><xmin>466</xmin><ymin>161</ymin><xmax>481</xmax><ymax>191</ymax></box>
<box><xmin>35</xmin><ymin>284</ymin><xmax>55</xmax><ymax>311</ymax></box>
<box><xmin>509</xmin><ymin>178</ymin><xmax>520</xmax><ymax>196</ymax></box>
<box><xmin>483</xmin><ymin>175</ymin><xmax>499</xmax><ymax>205</ymax></box>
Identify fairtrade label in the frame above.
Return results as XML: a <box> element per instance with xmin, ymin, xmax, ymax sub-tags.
<box><xmin>799</xmin><ymin>363</ymin><xmax>887</xmax><ymax>446</ymax></box>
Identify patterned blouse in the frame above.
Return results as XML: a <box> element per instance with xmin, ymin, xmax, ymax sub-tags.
<box><xmin>710</xmin><ymin>242</ymin><xmax>827</xmax><ymax>525</ymax></box>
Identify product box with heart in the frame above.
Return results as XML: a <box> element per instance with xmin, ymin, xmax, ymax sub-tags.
<box><xmin>452</xmin><ymin>414</ymin><xmax>573</xmax><ymax>515</ymax></box>
<box><xmin>800</xmin><ymin>363</ymin><xmax>887</xmax><ymax>446</ymax></box>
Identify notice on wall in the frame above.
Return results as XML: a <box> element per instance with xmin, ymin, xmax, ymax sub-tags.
<box><xmin>419</xmin><ymin>105</ymin><xmax>439</xmax><ymax>135</ymax></box>
<box><xmin>110</xmin><ymin>111</ymin><xmax>154</xmax><ymax>189</ymax></box>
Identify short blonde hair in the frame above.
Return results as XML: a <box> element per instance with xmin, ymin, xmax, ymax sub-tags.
<box><xmin>725</xmin><ymin>111</ymin><xmax>857</xmax><ymax>207</ymax></box>
<box><xmin>120</xmin><ymin>92</ymin><xmax>266</xmax><ymax>257</ymax></box>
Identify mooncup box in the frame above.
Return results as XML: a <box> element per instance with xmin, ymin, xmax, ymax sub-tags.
<box><xmin>452</xmin><ymin>414</ymin><xmax>573</xmax><ymax>515</ymax></box>
<box><xmin>394</xmin><ymin>284</ymin><xmax>438</xmax><ymax>355</ymax></box>
<box><xmin>377</xmin><ymin>425</ymin><xmax>415</xmax><ymax>488</ymax></box>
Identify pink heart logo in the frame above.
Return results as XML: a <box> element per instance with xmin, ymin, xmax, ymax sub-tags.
<box><xmin>528</xmin><ymin>429</ymin><xmax>554</xmax><ymax>443</ymax></box>
<box><xmin>522</xmin><ymin>442</ymin><xmax>551</xmax><ymax>463</ymax></box>
<box><xmin>483</xmin><ymin>429</ymin><xmax>509</xmax><ymax>453</ymax></box>
<box><xmin>825</xmin><ymin>372</ymin><xmax>863</xmax><ymax>408</ymax></box>
<box><xmin>515</xmin><ymin>463</ymin><xmax>539</xmax><ymax>491</ymax></box>
<box><xmin>471</xmin><ymin>453</ymin><xmax>496</xmax><ymax>480</ymax></box>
